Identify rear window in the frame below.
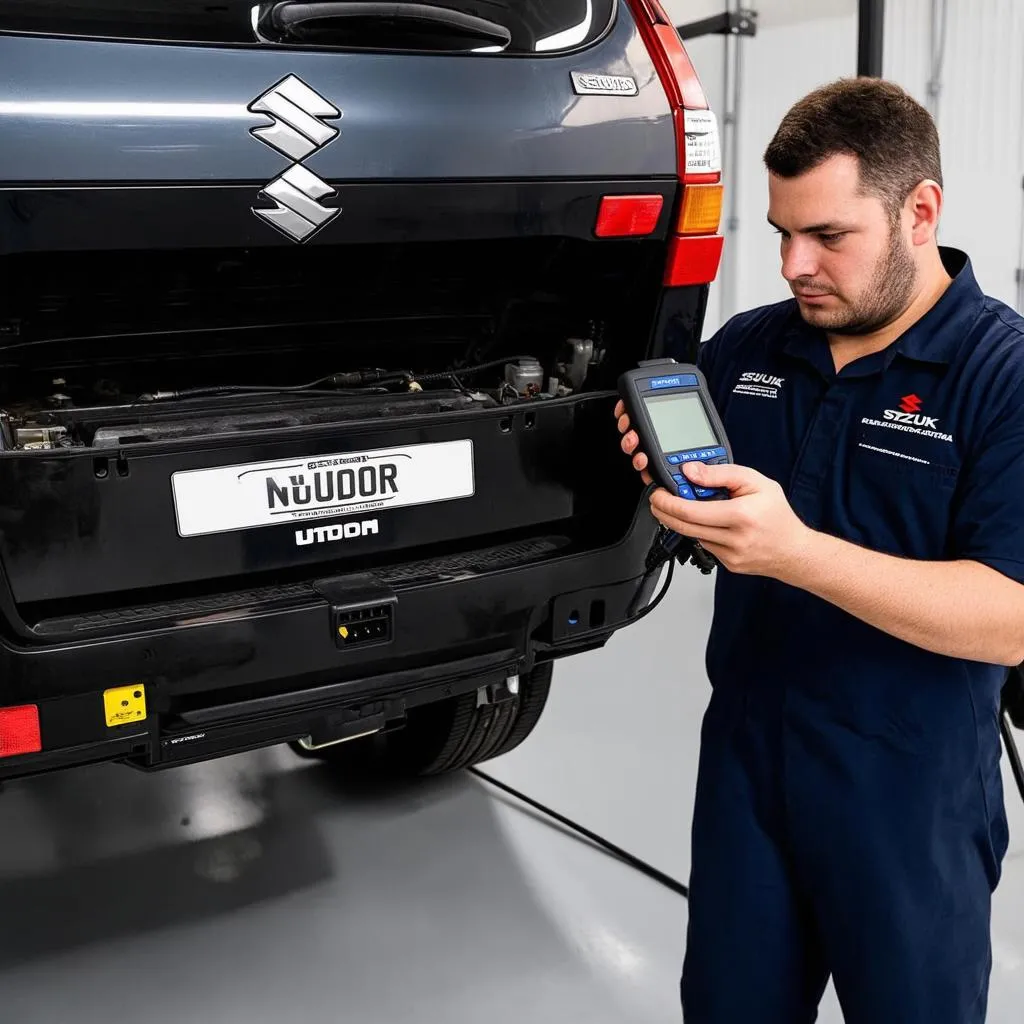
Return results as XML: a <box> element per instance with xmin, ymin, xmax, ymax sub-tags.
<box><xmin>0</xmin><ymin>1</ymin><xmax>616</xmax><ymax>53</ymax></box>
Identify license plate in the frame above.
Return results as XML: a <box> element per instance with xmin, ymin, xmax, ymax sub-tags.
<box><xmin>172</xmin><ymin>439</ymin><xmax>475</xmax><ymax>538</ymax></box>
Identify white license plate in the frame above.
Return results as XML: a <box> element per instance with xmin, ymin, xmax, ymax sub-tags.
<box><xmin>172</xmin><ymin>439</ymin><xmax>475</xmax><ymax>538</ymax></box>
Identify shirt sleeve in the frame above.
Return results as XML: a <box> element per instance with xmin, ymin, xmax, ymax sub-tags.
<box><xmin>951</xmin><ymin>380</ymin><xmax>1024</xmax><ymax>584</ymax></box>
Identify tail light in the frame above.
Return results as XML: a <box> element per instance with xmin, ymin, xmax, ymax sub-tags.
<box><xmin>678</xmin><ymin>184</ymin><xmax>724</xmax><ymax>235</ymax></box>
<box><xmin>0</xmin><ymin>704</ymin><xmax>42</xmax><ymax>758</ymax></box>
<box><xmin>594</xmin><ymin>194</ymin><xmax>665</xmax><ymax>238</ymax></box>
<box><xmin>626</xmin><ymin>0</ymin><xmax>724</xmax><ymax>285</ymax></box>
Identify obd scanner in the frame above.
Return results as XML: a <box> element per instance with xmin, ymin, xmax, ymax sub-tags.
<box><xmin>618</xmin><ymin>358</ymin><xmax>732</xmax><ymax>501</ymax></box>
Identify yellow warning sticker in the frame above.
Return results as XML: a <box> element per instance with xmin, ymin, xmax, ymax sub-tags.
<box><xmin>103</xmin><ymin>685</ymin><xmax>147</xmax><ymax>728</ymax></box>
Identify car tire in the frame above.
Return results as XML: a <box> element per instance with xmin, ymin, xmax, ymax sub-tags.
<box><xmin>289</xmin><ymin>661</ymin><xmax>553</xmax><ymax>778</ymax></box>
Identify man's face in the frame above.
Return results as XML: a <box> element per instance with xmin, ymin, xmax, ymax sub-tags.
<box><xmin>767</xmin><ymin>154</ymin><xmax>917</xmax><ymax>335</ymax></box>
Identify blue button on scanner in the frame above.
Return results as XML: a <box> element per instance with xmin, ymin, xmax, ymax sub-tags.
<box><xmin>678</xmin><ymin>483</ymin><xmax>696</xmax><ymax>500</ymax></box>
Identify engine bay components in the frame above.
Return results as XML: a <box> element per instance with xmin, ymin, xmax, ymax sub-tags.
<box><xmin>0</xmin><ymin>339</ymin><xmax>609</xmax><ymax>450</ymax></box>
<box><xmin>504</xmin><ymin>358</ymin><xmax>545</xmax><ymax>397</ymax></box>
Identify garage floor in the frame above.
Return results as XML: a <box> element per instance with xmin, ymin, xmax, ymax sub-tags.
<box><xmin>1</xmin><ymin>572</ymin><xmax>1022</xmax><ymax>1023</ymax></box>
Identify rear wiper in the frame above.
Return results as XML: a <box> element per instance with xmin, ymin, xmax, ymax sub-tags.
<box><xmin>256</xmin><ymin>2</ymin><xmax>512</xmax><ymax>50</ymax></box>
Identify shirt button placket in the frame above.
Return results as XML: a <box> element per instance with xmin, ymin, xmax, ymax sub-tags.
<box><xmin>789</xmin><ymin>387</ymin><xmax>849</xmax><ymax>528</ymax></box>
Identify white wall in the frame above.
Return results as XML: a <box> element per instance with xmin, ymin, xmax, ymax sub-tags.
<box><xmin>664</xmin><ymin>0</ymin><xmax>1024</xmax><ymax>333</ymax></box>
<box><xmin>665</xmin><ymin>1</ymin><xmax>860</xmax><ymax>336</ymax></box>
<box><xmin>883</xmin><ymin>0</ymin><xmax>1024</xmax><ymax>311</ymax></box>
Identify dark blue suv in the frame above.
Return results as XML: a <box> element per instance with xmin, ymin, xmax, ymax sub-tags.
<box><xmin>0</xmin><ymin>1</ymin><xmax>723</xmax><ymax>783</ymax></box>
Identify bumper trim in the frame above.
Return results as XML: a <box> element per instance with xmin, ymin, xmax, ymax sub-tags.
<box><xmin>29</xmin><ymin>534</ymin><xmax>570</xmax><ymax>641</ymax></box>
<box><xmin>177</xmin><ymin>648</ymin><xmax>518</xmax><ymax>726</ymax></box>
<box><xmin>0</xmin><ymin>730</ymin><xmax>148</xmax><ymax>782</ymax></box>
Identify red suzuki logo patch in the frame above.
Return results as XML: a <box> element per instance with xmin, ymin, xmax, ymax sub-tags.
<box><xmin>862</xmin><ymin>392</ymin><xmax>954</xmax><ymax>443</ymax></box>
<box><xmin>879</xmin><ymin>393</ymin><xmax>944</xmax><ymax>434</ymax></box>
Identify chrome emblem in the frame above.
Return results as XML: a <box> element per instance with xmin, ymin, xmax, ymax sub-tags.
<box><xmin>570</xmin><ymin>72</ymin><xmax>638</xmax><ymax>97</ymax></box>
<box><xmin>248</xmin><ymin>75</ymin><xmax>342</xmax><ymax>242</ymax></box>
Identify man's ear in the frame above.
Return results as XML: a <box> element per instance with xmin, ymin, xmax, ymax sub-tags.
<box><xmin>907</xmin><ymin>179</ymin><xmax>943</xmax><ymax>246</ymax></box>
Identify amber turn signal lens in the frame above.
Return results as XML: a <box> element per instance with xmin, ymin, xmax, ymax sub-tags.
<box><xmin>678</xmin><ymin>184</ymin><xmax>724</xmax><ymax>235</ymax></box>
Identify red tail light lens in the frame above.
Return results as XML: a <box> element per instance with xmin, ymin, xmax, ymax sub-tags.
<box><xmin>625</xmin><ymin>0</ymin><xmax>715</xmax><ymax>180</ymax></box>
<box><xmin>626</xmin><ymin>0</ymin><xmax>724</xmax><ymax>285</ymax></box>
<box><xmin>664</xmin><ymin>236</ymin><xmax>726</xmax><ymax>287</ymax></box>
<box><xmin>0</xmin><ymin>704</ymin><xmax>42</xmax><ymax>758</ymax></box>
<box><xmin>594</xmin><ymin>194</ymin><xmax>665</xmax><ymax>238</ymax></box>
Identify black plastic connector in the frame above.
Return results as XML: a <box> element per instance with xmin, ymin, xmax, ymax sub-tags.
<box><xmin>313</xmin><ymin>572</ymin><xmax>398</xmax><ymax>651</ymax></box>
<box><xmin>333</xmin><ymin>604</ymin><xmax>393</xmax><ymax>648</ymax></box>
<box><xmin>645</xmin><ymin>526</ymin><xmax>717</xmax><ymax>576</ymax></box>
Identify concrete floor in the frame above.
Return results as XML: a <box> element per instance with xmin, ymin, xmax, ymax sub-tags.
<box><xmin>0</xmin><ymin>568</ymin><xmax>1022</xmax><ymax>1022</ymax></box>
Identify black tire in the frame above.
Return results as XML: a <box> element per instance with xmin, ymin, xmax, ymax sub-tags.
<box><xmin>289</xmin><ymin>661</ymin><xmax>553</xmax><ymax>778</ymax></box>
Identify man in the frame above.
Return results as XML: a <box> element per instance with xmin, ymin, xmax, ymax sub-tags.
<box><xmin>616</xmin><ymin>77</ymin><xmax>1024</xmax><ymax>1023</ymax></box>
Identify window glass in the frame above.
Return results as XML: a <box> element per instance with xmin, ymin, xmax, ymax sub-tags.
<box><xmin>0</xmin><ymin>1</ymin><xmax>616</xmax><ymax>53</ymax></box>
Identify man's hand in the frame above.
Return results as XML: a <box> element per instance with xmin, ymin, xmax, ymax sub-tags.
<box><xmin>650</xmin><ymin>462</ymin><xmax>814</xmax><ymax>581</ymax></box>
<box><xmin>613</xmin><ymin>400</ymin><xmax>811</xmax><ymax>576</ymax></box>
<box><xmin>614</xmin><ymin>399</ymin><xmax>653</xmax><ymax>486</ymax></box>
<box><xmin>612</xmin><ymin>400</ymin><xmax>1024</xmax><ymax>664</ymax></box>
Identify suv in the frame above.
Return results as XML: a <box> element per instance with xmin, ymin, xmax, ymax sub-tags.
<box><xmin>0</xmin><ymin>1</ymin><xmax>722</xmax><ymax>783</ymax></box>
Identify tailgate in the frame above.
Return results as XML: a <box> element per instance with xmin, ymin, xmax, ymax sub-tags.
<box><xmin>0</xmin><ymin>3</ymin><xmax>674</xmax><ymax>194</ymax></box>
<box><xmin>0</xmin><ymin>394</ymin><xmax>621</xmax><ymax>606</ymax></box>
<box><xmin>0</xmin><ymin>1</ymin><xmax>711</xmax><ymax>620</ymax></box>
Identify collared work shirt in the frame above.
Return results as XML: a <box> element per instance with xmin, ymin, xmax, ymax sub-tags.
<box><xmin>682</xmin><ymin>246</ymin><xmax>1023</xmax><ymax>1024</ymax></box>
<box><xmin>697</xmin><ymin>247</ymin><xmax>1024</xmax><ymax>720</ymax></box>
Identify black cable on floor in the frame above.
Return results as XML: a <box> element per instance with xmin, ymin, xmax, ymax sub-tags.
<box><xmin>470</xmin><ymin>555</ymin><xmax>1024</xmax><ymax>903</ymax></box>
<box><xmin>474</xmin><ymin>719</ymin><xmax>1024</xmax><ymax>906</ymax></box>
<box><xmin>476</xmin><ymin>719</ymin><xmax>1024</xmax><ymax>906</ymax></box>
<box><xmin>469</xmin><ymin>767</ymin><xmax>689</xmax><ymax>899</ymax></box>
<box><xmin>468</xmin><ymin>549</ymin><xmax>689</xmax><ymax>898</ymax></box>
<box><xmin>1001</xmin><ymin>712</ymin><xmax>1024</xmax><ymax>806</ymax></box>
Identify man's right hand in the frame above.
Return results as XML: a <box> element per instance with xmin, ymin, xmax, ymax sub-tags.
<box><xmin>613</xmin><ymin>399</ymin><xmax>653</xmax><ymax>487</ymax></box>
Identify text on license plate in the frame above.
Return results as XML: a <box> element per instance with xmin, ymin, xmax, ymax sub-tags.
<box><xmin>171</xmin><ymin>439</ymin><xmax>475</xmax><ymax>537</ymax></box>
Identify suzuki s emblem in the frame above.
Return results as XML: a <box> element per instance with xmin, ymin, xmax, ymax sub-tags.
<box><xmin>248</xmin><ymin>75</ymin><xmax>342</xmax><ymax>242</ymax></box>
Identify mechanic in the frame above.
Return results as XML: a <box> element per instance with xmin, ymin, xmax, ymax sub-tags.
<box><xmin>616</xmin><ymin>77</ymin><xmax>1024</xmax><ymax>1024</ymax></box>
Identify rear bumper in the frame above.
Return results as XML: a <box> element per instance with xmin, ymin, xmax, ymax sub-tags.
<box><xmin>0</xmin><ymin>507</ymin><xmax>662</xmax><ymax>782</ymax></box>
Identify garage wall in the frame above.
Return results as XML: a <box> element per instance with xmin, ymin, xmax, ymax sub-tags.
<box><xmin>665</xmin><ymin>1</ymin><xmax>860</xmax><ymax>336</ymax></box>
<box><xmin>666</xmin><ymin>0</ymin><xmax>1024</xmax><ymax>333</ymax></box>
<box><xmin>883</xmin><ymin>0</ymin><xmax>1024</xmax><ymax>312</ymax></box>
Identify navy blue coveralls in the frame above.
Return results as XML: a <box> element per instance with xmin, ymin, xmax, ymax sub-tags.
<box><xmin>682</xmin><ymin>248</ymin><xmax>1023</xmax><ymax>1023</ymax></box>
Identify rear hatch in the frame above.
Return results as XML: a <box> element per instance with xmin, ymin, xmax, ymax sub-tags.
<box><xmin>0</xmin><ymin>0</ymin><xmax>722</xmax><ymax>628</ymax></box>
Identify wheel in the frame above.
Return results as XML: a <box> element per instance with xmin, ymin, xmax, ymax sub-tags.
<box><xmin>289</xmin><ymin>661</ymin><xmax>553</xmax><ymax>778</ymax></box>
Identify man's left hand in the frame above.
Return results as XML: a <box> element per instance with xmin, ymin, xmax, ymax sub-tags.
<box><xmin>650</xmin><ymin>462</ymin><xmax>814</xmax><ymax>580</ymax></box>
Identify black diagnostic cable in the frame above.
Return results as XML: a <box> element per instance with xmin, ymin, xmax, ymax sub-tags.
<box><xmin>1002</xmin><ymin>715</ymin><xmax>1024</xmax><ymax>803</ymax></box>
<box><xmin>471</xmin><ymin>516</ymin><xmax>692</xmax><ymax>899</ymax></box>
<box><xmin>408</xmin><ymin>356</ymin><xmax>537</xmax><ymax>386</ymax></box>
<box><xmin>473</xmin><ymin>695</ymin><xmax>1024</xmax><ymax>903</ymax></box>
<box><xmin>469</xmin><ymin>767</ymin><xmax>690</xmax><ymax>898</ymax></box>
<box><xmin>1002</xmin><ymin>667</ymin><xmax>1024</xmax><ymax>806</ymax></box>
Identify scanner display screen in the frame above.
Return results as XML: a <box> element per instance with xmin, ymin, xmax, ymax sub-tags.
<box><xmin>643</xmin><ymin>392</ymin><xmax>718</xmax><ymax>452</ymax></box>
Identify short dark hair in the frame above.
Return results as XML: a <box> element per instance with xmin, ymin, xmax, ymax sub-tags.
<box><xmin>763</xmin><ymin>78</ymin><xmax>942</xmax><ymax>218</ymax></box>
